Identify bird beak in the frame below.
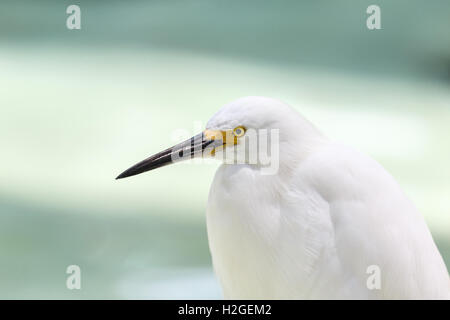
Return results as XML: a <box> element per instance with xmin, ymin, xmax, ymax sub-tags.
<box><xmin>116</xmin><ymin>130</ymin><xmax>225</xmax><ymax>180</ymax></box>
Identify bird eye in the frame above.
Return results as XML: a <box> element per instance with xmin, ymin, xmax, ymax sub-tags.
<box><xmin>233</xmin><ymin>126</ymin><xmax>246</xmax><ymax>137</ymax></box>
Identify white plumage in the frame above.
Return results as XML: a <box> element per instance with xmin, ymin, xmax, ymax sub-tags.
<box><xmin>205</xmin><ymin>96</ymin><xmax>450</xmax><ymax>299</ymax></box>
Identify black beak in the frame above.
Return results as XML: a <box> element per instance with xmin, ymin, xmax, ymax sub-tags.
<box><xmin>116</xmin><ymin>132</ymin><xmax>219</xmax><ymax>180</ymax></box>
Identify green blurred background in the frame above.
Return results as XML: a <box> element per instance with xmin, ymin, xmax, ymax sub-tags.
<box><xmin>0</xmin><ymin>0</ymin><xmax>449</xmax><ymax>299</ymax></box>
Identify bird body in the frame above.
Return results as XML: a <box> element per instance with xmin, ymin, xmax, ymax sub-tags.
<box><xmin>207</xmin><ymin>142</ymin><xmax>450</xmax><ymax>299</ymax></box>
<box><xmin>117</xmin><ymin>96</ymin><xmax>450</xmax><ymax>299</ymax></box>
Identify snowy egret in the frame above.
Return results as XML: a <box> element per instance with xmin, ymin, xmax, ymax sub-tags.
<box><xmin>117</xmin><ymin>96</ymin><xmax>450</xmax><ymax>299</ymax></box>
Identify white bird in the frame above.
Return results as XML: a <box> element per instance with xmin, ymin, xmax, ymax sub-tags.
<box><xmin>117</xmin><ymin>96</ymin><xmax>450</xmax><ymax>299</ymax></box>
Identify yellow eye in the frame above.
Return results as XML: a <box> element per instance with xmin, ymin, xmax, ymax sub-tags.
<box><xmin>233</xmin><ymin>126</ymin><xmax>246</xmax><ymax>137</ymax></box>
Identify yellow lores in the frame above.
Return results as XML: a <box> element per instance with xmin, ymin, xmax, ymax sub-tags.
<box><xmin>204</xmin><ymin>126</ymin><xmax>246</xmax><ymax>155</ymax></box>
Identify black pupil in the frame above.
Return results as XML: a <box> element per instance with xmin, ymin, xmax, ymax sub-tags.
<box><xmin>235</xmin><ymin>129</ymin><xmax>241</xmax><ymax>135</ymax></box>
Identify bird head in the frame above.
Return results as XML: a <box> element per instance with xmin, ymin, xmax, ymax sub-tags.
<box><xmin>116</xmin><ymin>96</ymin><xmax>323</xmax><ymax>179</ymax></box>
